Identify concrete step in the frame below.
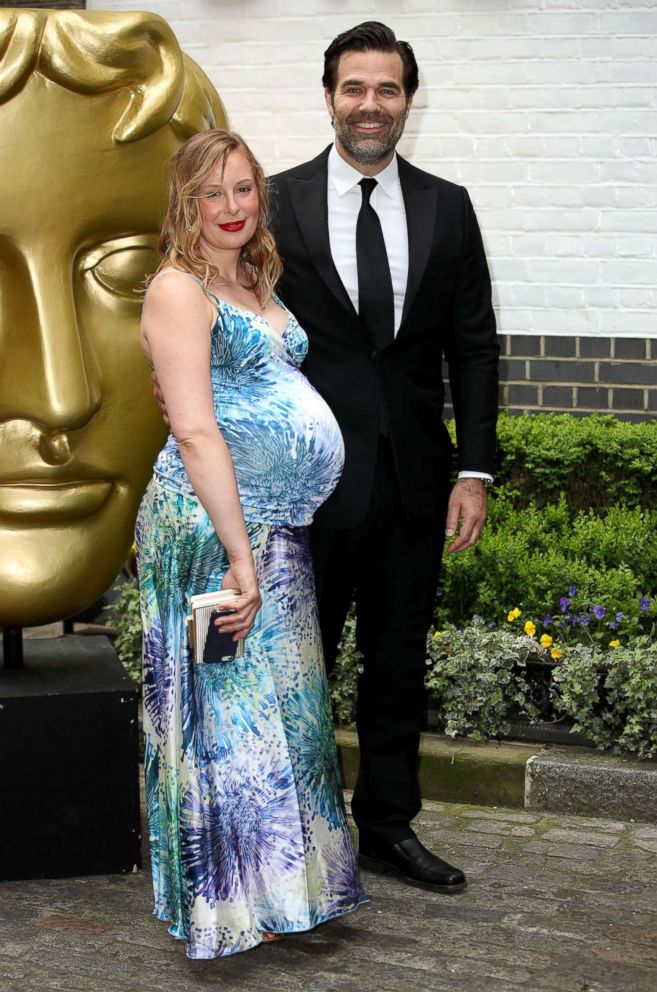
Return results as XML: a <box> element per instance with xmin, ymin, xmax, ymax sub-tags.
<box><xmin>335</xmin><ymin>727</ymin><xmax>657</xmax><ymax>824</ymax></box>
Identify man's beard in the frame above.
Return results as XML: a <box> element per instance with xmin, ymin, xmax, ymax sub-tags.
<box><xmin>333</xmin><ymin>110</ymin><xmax>408</xmax><ymax>165</ymax></box>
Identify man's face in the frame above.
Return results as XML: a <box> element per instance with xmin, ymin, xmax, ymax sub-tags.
<box><xmin>0</xmin><ymin>74</ymin><xmax>176</xmax><ymax>626</ymax></box>
<box><xmin>324</xmin><ymin>49</ymin><xmax>411</xmax><ymax>171</ymax></box>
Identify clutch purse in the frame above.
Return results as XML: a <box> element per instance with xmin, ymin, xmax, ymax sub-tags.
<box><xmin>187</xmin><ymin>589</ymin><xmax>245</xmax><ymax>664</ymax></box>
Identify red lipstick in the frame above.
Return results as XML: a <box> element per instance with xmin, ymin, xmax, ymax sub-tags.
<box><xmin>219</xmin><ymin>220</ymin><xmax>246</xmax><ymax>232</ymax></box>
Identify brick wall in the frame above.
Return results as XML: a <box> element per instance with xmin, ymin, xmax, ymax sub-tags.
<box><xmin>87</xmin><ymin>0</ymin><xmax>657</xmax><ymax>413</ymax></box>
<box><xmin>500</xmin><ymin>334</ymin><xmax>656</xmax><ymax>420</ymax></box>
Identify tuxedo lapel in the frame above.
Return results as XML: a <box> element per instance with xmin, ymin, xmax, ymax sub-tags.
<box><xmin>286</xmin><ymin>152</ymin><xmax>357</xmax><ymax>319</ymax></box>
<box><xmin>398</xmin><ymin>156</ymin><xmax>437</xmax><ymax>329</ymax></box>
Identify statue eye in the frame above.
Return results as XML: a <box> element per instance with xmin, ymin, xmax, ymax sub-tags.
<box><xmin>80</xmin><ymin>237</ymin><xmax>159</xmax><ymax>302</ymax></box>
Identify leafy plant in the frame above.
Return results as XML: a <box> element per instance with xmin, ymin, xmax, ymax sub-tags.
<box><xmin>553</xmin><ymin>638</ymin><xmax>657</xmax><ymax>758</ymax></box>
<box><xmin>424</xmin><ymin>621</ymin><xmax>542</xmax><ymax>741</ymax></box>
<box><xmin>328</xmin><ymin>610</ymin><xmax>361</xmax><ymax>724</ymax></box>
<box><xmin>106</xmin><ymin>580</ymin><xmax>142</xmax><ymax>684</ymax></box>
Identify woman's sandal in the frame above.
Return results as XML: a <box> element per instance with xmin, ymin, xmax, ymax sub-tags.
<box><xmin>261</xmin><ymin>932</ymin><xmax>283</xmax><ymax>943</ymax></box>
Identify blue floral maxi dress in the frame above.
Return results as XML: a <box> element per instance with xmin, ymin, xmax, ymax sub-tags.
<box><xmin>135</xmin><ymin>291</ymin><xmax>367</xmax><ymax>959</ymax></box>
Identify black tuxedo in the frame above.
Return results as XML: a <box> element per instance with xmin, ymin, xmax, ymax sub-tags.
<box><xmin>271</xmin><ymin>146</ymin><xmax>499</xmax><ymax>530</ymax></box>
<box><xmin>270</xmin><ymin>146</ymin><xmax>499</xmax><ymax>843</ymax></box>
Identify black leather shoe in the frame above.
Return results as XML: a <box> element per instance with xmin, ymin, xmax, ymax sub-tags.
<box><xmin>358</xmin><ymin>834</ymin><xmax>467</xmax><ymax>893</ymax></box>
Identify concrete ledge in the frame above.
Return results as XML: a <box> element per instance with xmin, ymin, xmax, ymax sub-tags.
<box><xmin>525</xmin><ymin>745</ymin><xmax>657</xmax><ymax>823</ymax></box>
<box><xmin>336</xmin><ymin>727</ymin><xmax>539</xmax><ymax>810</ymax></box>
<box><xmin>335</xmin><ymin>727</ymin><xmax>657</xmax><ymax>824</ymax></box>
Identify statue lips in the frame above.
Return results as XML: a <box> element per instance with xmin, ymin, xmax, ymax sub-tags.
<box><xmin>0</xmin><ymin>478</ymin><xmax>114</xmax><ymax>522</ymax></box>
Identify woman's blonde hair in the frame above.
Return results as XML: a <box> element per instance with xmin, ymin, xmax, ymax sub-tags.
<box><xmin>155</xmin><ymin>129</ymin><xmax>282</xmax><ymax>305</ymax></box>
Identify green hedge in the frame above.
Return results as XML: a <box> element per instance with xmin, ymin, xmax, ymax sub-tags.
<box><xmin>447</xmin><ymin>412</ymin><xmax>657</xmax><ymax>510</ymax></box>
<box><xmin>436</xmin><ymin>494</ymin><xmax>657</xmax><ymax>628</ymax></box>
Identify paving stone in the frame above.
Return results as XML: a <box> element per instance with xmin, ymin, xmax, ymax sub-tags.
<box><xmin>634</xmin><ymin>839</ymin><xmax>657</xmax><ymax>854</ymax></box>
<box><xmin>631</xmin><ymin>825</ymin><xmax>657</xmax><ymax>841</ymax></box>
<box><xmin>465</xmin><ymin>820</ymin><xmax>511</xmax><ymax>835</ymax></box>
<box><xmin>422</xmin><ymin>828</ymin><xmax>504</xmax><ymax>850</ymax></box>
<box><xmin>2</xmin><ymin>799</ymin><xmax>657</xmax><ymax>992</ymax></box>
<box><xmin>558</xmin><ymin>816</ymin><xmax>628</xmax><ymax>832</ymax></box>
<box><xmin>542</xmin><ymin>828</ymin><xmax>620</xmax><ymax>848</ymax></box>
<box><xmin>460</xmin><ymin>810</ymin><xmax>541</xmax><ymax>824</ymax></box>
<box><xmin>520</xmin><ymin>841</ymin><xmax>602</xmax><ymax>861</ymax></box>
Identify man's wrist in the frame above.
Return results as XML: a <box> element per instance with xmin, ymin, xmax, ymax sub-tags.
<box><xmin>458</xmin><ymin>471</ymin><xmax>494</xmax><ymax>489</ymax></box>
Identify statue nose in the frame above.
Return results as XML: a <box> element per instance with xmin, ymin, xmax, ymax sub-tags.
<box><xmin>0</xmin><ymin>247</ymin><xmax>102</xmax><ymax>431</ymax></box>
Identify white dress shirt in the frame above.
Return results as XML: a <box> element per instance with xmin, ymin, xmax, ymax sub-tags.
<box><xmin>326</xmin><ymin>143</ymin><xmax>493</xmax><ymax>485</ymax></box>
<box><xmin>327</xmin><ymin>144</ymin><xmax>408</xmax><ymax>335</ymax></box>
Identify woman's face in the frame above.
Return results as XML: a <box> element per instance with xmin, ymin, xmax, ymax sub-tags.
<box><xmin>197</xmin><ymin>150</ymin><xmax>260</xmax><ymax>259</ymax></box>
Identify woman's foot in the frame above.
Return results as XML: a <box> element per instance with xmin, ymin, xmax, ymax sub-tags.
<box><xmin>260</xmin><ymin>932</ymin><xmax>283</xmax><ymax>943</ymax></box>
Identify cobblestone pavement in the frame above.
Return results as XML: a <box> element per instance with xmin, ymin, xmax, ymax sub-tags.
<box><xmin>1</xmin><ymin>797</ymin><xmax>656</xmax><ymax>992</ymax></box>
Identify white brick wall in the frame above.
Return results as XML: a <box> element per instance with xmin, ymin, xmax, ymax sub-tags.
<box><xmin>87</xmin><ymin>1</ymin><xmax>657</xmax><ymax>339</ymax></box>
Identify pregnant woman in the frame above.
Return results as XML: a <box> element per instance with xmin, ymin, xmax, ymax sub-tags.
<box><xmin>135</xmin><ymin>129</ymin><xmax>366</xmax><ymax>959</ymax></box>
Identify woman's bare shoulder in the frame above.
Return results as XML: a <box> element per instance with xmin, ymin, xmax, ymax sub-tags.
<box><xmin>146</xmin><ymin>267</ymin><xmax>203</xmax><ymax>298</ymax></box>
<box><xmin>144</xmin><ymin>269</ymin><xmax>212</xmax><ymax>319</ymax></box>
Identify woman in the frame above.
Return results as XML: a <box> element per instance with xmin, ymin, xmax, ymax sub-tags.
<box><xmin>135</xmin><ymin>129</ymin><xmax>367</xmax><ymax>959</ymax></box>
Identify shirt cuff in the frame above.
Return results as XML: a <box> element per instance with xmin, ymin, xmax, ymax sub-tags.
<box><xmin>458</xmin><ymin>471</ymin><xmax>494</xmax><ymax>484</ymax></box>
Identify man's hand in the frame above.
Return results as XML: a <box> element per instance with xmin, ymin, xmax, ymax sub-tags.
<box><xmin>151</xmin><ymin>370</ymin><xmax>170</xmax><ymax>426</ymax></box>
<box><xmin>445</xmin><ymin>478</ymin><xmax>489</xmax><ymax>553</ymax></box>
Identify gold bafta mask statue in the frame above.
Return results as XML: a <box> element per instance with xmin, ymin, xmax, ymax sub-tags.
<box><xmin>0</xmin><ymin>9</ymin><xmax>226</xmax><ymax>627</ymax></box>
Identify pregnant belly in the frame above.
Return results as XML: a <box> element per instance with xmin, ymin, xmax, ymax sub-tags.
<box><xmin>219</xmin><ymin>398</ymin><xmax>345</xmax><ymax>524</ymax></box>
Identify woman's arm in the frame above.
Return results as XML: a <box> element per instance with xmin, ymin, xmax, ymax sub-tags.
<box><xmin>141</xmin><ymin>273</ymin><xmax>260</xmax><ymax>639</ymax></box>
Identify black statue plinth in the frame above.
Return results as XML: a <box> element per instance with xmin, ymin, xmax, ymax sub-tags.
<box><xmin>0</xmin><ymin>635</ymin><xmax>141</xmax><ymax>880</ymax></box>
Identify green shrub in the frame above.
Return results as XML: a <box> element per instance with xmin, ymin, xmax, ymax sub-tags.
<box><xmin>447</xmin><ymin>412</ymin><xmax>657</xmax><ymax>510</ymax></box>
<box><xmin>436</xmin><ymin>494</ymin><xmax>657</xmax><ymax>628</ymax></box>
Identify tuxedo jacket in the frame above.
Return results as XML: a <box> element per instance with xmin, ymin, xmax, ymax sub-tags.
<box><xmin>270</xmin><ymin>146</ymin><xmax>499</xmax><ymax>529</ymax></box>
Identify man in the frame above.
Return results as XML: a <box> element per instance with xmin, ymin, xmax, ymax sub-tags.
<box><xmin>270</xmin><ymin>22</ymin><xmax>499</xmax><ymax>893</ymax></box>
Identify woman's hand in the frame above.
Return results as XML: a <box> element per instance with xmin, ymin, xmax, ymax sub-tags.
<box><xmin>217</xmin><ymin>558</ymin><xmax>261</xmax><ymax>641</ymax></box>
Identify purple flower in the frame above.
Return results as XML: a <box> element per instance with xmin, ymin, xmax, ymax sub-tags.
<box><xmin>608</xmin><ymin>621</ymin><xmax>618</xmax><ymax>631</ymax></box>
<box><xmin>543</xmin><ymin>615</ymin><xmax>553</xmax><ymax>627</ymax></box>
<box><xmin>569</xmin><ymin>615</ymin><xmax>580</xmax><ymax>627</ymax></box>
<box><xmin>640</xmin><ymin>597</ymin><xmax>652</xmax><ymax>611</ymax></box>
<box><xmin>559</xmin><ymin>596</ymin><xmax>570</xmax><ymax>614</ymax></box>
<box><xmin>593</xmin><ymin>605</ymin><xmax>606</xmax><ymax>620</ymax></box>
<box><xmin>616</xmin><ymin>612</ymin><xmax>624</xmax><ymax>623</ymax></box>
<box><xmin>472</xmin><ymin>614</ymin><xmax>482</xmax><ymax>622</ymax></box>
<box><xmin>435</xmin><ymin>586</ymin><xmax>444</xmax><ymax>598</ymax></box>
<box><xmin>568</xmin><ymin>586</ymin><xmax>577</xmax><ymax>597</ymax></box>
<box><xmin>579</xmin><ymin>614</ymin><xmax>589</xmax><ymax>627</ymax></box>
<box><xmin>487</xmin><ymin>622</ymin><xmax>496</xmax><ymax>630</ymax></box>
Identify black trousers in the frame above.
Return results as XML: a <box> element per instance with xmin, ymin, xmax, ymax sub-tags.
<box><xmin>311</xmin><ymin>439</ymin><xmax>447</xmax><ymax>844</ymax></box>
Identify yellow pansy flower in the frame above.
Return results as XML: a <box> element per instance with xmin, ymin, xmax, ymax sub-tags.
<box><xmin>507</xmin><ymin>608</ymin><xmax>521</xmax><ymax>622</ymax></box>
<box><xmin>609</xmin><ymin>639</ymin><xmax>620</xmax><ymax>648</ymax></box>
<box><xmin>551</xmin><ymin>648</ymin><xmax>562</xmax><ymax>659</ymax></box>
<box><xmin>433</xmin><ymin>631</ymin><xmax>442</xmax><ymax>639</ymax></box>
<box><xmin>524</xmin><ymin>620</ymin><xmax>536</xmax><ymax>636</ymax></box>
<box><xmin>540</xmin><ymin>634</ymin><xmax>553</xmax><ymax>648</ymax></box>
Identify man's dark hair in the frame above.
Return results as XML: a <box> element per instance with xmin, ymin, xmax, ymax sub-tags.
<box><xmin>322</xmin><ymin>21</ymin><xmax>419</xmax><ymax>98</ymax></box>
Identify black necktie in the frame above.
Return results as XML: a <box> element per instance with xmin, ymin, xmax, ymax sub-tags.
<box><xmin>356</xmin><ymin>178</ymin><xmax>394</xmax><ymax>352</ymax></box>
